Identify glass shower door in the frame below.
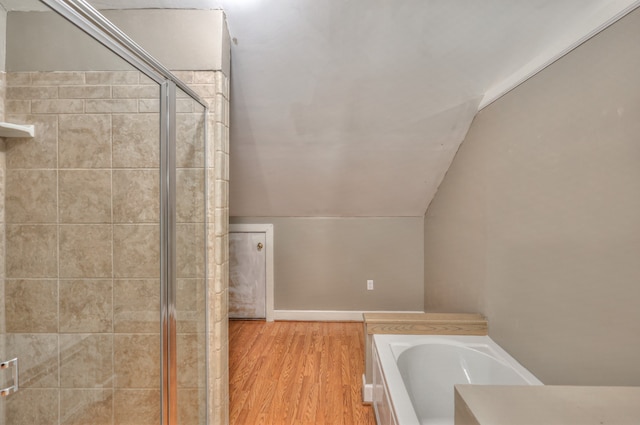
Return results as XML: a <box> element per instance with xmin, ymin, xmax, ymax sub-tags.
<box><xmin>0</xmin><ymin>2</ymin><xmax>208</xmax><ymax>425</ymax></box>
<box><xmin>1</xmin><ymin>80</ymin><xmax>163</xmax><ymax>425</ymax></box>
<box><xmin>0</xmin><ymin>36</ymin><xmax>164</xmax><ymax>425</ymax></box>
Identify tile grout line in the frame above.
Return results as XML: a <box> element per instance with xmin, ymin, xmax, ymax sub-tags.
<box><xmin>109</xmin><ymin>81</ymin><xmax>116</xmax><ymax>424</ymax></box>
<box><xmin>55</xmin><ymin>78</ymin><xmax>62</xmax><ymax>425</ymax></box>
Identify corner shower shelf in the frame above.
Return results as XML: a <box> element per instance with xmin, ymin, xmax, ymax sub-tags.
<box><xmin>0</xmin><ymin>122</ymin><xmax>35</xmax><ymax>138</ymax></box>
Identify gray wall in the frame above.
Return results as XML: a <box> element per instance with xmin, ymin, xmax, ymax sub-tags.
<box><xmin>6</xmin><ymin>9</ymin><xmax>229</xmax><ymax>74</ymax></box>
<box><xmin>0</xmin><ymin>11</ymin><xmax>6</xmax><ymax>71</ymax></box>
<box><xmin>231</xmin><ymin>217</ymin><xmax>424</xmax><ymax>311</ymax></box>
<box><xmin>423</xmin><ymin>9</ymin><xmax>640</xmax><ymax>385</ymax></box>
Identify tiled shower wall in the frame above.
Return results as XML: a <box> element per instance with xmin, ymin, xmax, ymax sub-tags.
<box><xmin>0</xmin><ymin>69</ymin><xmax>229</xmax><ymax>425</ymax></box>
<box><xmin>0</xmin><ymin>72</ymin><xmax>6</xmax><ymax>425</ymax></box>
<box><xmin>206</xmin><ymin>70</ymin><xmax>230</xmax><ymax>425</ymax></box>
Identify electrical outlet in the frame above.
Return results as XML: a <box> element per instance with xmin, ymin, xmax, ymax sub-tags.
<box><xmin>367</xmin><ymin>279</ymin><xmax>374</xmax><ymax>290</ymax></box>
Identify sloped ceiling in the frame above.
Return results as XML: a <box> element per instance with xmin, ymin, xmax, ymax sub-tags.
<box><xmin>223</xmin><ymin>0</ymin><xmax>639</xmax><ymax>217</ymax></box>
<box><xmin>3</xmin><ymin>0</ymin><xmax>638</xmax><ymax>217</ymax></box>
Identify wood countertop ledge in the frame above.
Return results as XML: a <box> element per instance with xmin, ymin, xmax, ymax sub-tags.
<box><xmin>363</xmin><ymin>312</ymin><xmax>488</xmax><ymax>336</ymax></box>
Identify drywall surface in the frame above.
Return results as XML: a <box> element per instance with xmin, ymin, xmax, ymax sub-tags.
<box><xmin>423</xmin><ymin>8</ymin><xmax>640</xmax><ymax>385</ymax></box>
<box><xmin>6</xmin><ymin>9</ymin><xmax>227</xmax><ymax>73</ymax></box>
<box><xmin>0</xmin><ymin>11</ymin><xmax>6</xmax><ymax>71</ymax></box>
<box><xmin>231</xmin><ymin>217</ymin><xmax>424</xmax><ymax>311</ymax></box>
<box><xmin>106</xmin><ymin>9</ymin><xmax>229</xmax><ymax>75</ymax></box>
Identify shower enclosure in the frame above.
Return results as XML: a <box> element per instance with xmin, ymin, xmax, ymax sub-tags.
<box><xmin>0</xmin><ymin>1</ymin><xmax>230</xmax><ymax>424</ymax></box>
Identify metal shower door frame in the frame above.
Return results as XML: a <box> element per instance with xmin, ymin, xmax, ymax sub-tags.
<box><xmin>159</xmin><ymin>80</ymin><xmax>178</xmax><ymax>425</ymax></box>
<box><xmin>37</xmin><ymin>2</ymin><xmax>209</xmax><ymax>425</ymax></box>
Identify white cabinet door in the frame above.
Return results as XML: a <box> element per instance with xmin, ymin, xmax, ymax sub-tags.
<box><xmin>229</xmin><ymin>232</ymin><xmax>266</xmax><ymax>319</ymax></box>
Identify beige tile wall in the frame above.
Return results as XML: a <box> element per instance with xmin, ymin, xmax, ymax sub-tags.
<box><xmin>0</xmin><ymin>72</ymin><xmax>6</xmax><ymax>425</ymax></box>
<box><xmin>0</xmin><ymin>70</ymin><xmax>227</xmax><ymax>425</ymax></box>
<box><xmin>203</xmin><ymin>71</ymin><xmax>230</xmax><ymax>425</ymax></box>
<box><xmin>175</xmin><ymin>70</ymin><xmax>230</xmax><ymax>425</ymax></box>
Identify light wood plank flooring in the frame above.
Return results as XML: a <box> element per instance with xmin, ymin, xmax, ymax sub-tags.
<box><xmin>229</xmin><ymin>320</ymin><xmax>377</xmax><ymax>425</ymax></box>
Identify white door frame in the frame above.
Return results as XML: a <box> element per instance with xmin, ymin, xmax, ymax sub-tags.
<box><xmin>229</xmin><ymin>224</ymin><xmax>274</xmax><ymax>322</ymax></box>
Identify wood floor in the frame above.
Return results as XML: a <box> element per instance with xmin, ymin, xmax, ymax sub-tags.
<box><xmin>229</xmin><ymin>320</ymin><xmax>377</xmax><ymax>425</ymax></box>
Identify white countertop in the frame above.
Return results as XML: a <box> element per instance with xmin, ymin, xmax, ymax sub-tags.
<box><xmin>455</xmin><ymin>385</ymin><xmax>640</xmax><ymax>425</ymax></box>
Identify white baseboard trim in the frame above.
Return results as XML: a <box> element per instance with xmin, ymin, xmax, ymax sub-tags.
<box><xmin>273</xmin><ymin>310</ymin><xmax>424</xmax><ymax>322</ymax></box>
<box><xmin>362</xmin><ymin>374</ymin><xmax>373</xmax><ymax>404</ymax></box>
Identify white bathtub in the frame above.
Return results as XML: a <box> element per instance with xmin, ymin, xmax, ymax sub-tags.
<box><xmin>372</xmin><ymin>334</ymin><xmax>542</xmax><ymax>425</ymax></box>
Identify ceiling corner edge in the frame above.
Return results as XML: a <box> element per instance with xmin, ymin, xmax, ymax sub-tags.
<box><xmin>478</xmin><ymin>0</ymin><xmax>640</xmax><ymax>111</ymax></box>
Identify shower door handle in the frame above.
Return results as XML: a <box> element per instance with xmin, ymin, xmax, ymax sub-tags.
<box><xmin>0</xmin><ymin>358</ymin><xmax>18</xmax><ymax>397</ymax></box>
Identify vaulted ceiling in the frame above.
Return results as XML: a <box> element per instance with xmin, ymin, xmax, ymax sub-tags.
<box><xmin>3</xmin><ymin>0</ymin><xmax>639</xmax><ymax>217</ymax></box>
<box><xmin>222</xmin><ymin>0</ymin><xmax>639</xmax><ymax>217</ymax></box>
